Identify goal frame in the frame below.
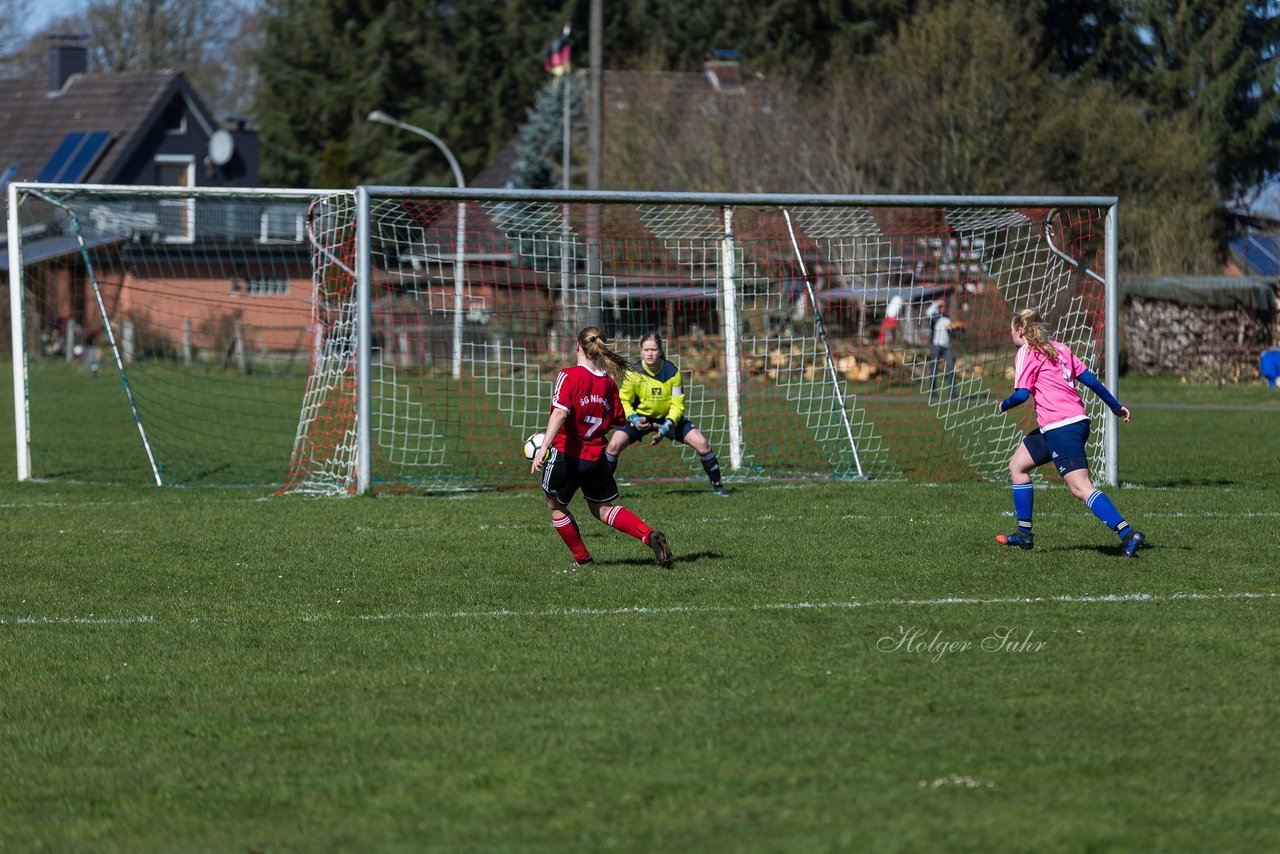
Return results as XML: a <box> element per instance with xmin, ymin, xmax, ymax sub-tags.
<box><xmin>351</xmin><ymin>186</ymin><xmax>1120</xmax><ymax>493</ymax></box>
<box><xmin>8</xmin><ymin>182</ymin><xmax>1119</xmax><ymax>490</ymax></box>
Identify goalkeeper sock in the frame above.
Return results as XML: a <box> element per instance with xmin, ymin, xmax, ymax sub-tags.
<box><xmin>1085</xmin><ymin>489</ymin><xmax>1125</xmax><ymax>533</ymax></box>
<box><xmin>602</xmin><ymin>505</ymin><xmax>651</xmax><ymax>541</ymax></box>
<box><xmin>1012</xmin><ymin>483</ymin><xmax>1034</xmax><ymax>533</ymax></box>
<box><xmin>604</xmin><ymin>451</ymin><xmax>618</xmax><ymax>473</ymax></box>
<box><xmin>699</xmin><ymin>451</ymin><xmax>722</xmax><ymax>486</ymax></box>
<box><xmin>552</xmin><ymin>513</ymin><xmax>590</xmax><ymax>563</ymax></box>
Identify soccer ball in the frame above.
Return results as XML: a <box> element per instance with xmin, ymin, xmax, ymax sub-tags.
<box><xmin>523</xmin><ymin>432</ymin><xmax>545</xmax><ymax>461</ymax></box>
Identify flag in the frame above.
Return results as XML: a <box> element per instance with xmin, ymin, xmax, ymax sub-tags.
<box><xmin>542</xmin><ymin>24</ymin><xmax>571</xmax><ymax>75</ymax></box>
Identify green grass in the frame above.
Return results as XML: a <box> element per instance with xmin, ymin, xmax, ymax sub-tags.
<box><xmin>1</xmin><ymin>375</ymin><xmax>1278</xmax><ymax>850</ymax></box>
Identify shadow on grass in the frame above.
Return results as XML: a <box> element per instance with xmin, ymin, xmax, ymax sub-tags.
<box><xmin>1053</xmin><ymin>540</ymin><xmax>1179</xmax><ymax>557</ymax></box>
<box><xmin>1131</xmin><ymin>477</ymin><xmax>1239</xmax><ymax>488</ymax></box>
<box><xmin>604</xmin><ymin>550</ymin><xmax>725</xmax><ymax>568</ymax></box>
<box><xmin>653</xmin><ymin>486</ymin><xmax>735</xmax><ymax>498</ymax></box>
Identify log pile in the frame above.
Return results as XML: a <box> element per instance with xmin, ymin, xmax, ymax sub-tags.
<box><xmin>1123</xmin><ymin>296</ymin><xmax>1275</xmax><ymax>382</ymax></box>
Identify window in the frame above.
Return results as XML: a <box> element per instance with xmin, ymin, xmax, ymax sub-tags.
<box><xmin>162</xmin><ymin>98</ymin><xmax>187</xmax><ymax>135</ymax></box>
<box><xmin>155</xmin><ymin>155</ymin><xmax>195</xmax><ymax>243</ymax></box>
<box><xmin>231</xmin><ymin>276</ymin><xmax>289</xmax><ymax>296</ymax></box>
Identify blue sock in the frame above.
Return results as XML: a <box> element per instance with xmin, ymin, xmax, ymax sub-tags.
<box><xmin>1012</xmin><ymin>483</ymin><xmax>1033</xmax><ymax>533</ymax></box>
<box><xmin>1085</xmin><ymin>489</ymin><xmax>1126</xmax><ymax>535</ymax></box>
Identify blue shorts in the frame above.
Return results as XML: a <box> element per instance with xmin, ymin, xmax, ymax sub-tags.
<box><xmin>618</xmin><ymin>417</ymin><xmax>697</xmax><ymax>445</ymax></box>
<box><xmin>1022</xmin><ymin>421</ymin><xmax>1091</xmax><ymax>477</ymax></box>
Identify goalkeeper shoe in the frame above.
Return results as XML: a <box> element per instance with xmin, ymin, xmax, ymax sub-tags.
<box><xmin>712</xmin><ymin>484</ymin><xmax>732</xmax><ymax>497</ymax></box>
<box><xmin>996</xmin><ymin>531</ymin><xmax>1034</xmax><ymax>550</ymax></box>
<box><xmin>1121</xmin><ymin>530</ymin><xmax>1146</xmax><ymax>558</ymax></box>
<box><xmin>647</xmin><ymin>530</ymin><xmax>673</xmax><ymax>569</ymax></box>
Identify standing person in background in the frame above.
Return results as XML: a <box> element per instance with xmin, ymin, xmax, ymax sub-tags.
<box><xmin>927</xmin><ymin>301</ymin><xmax>958</xmax><ymax>399</ymax></box>
<box><xmin>994</xmin><ymin>309</ymin><xmax>1145</xmax><ymax>557</ymax></box>
<box><xmin>605</xmin><ymin>331</ymin><xmax>730</xmax><ymax>497</ymax></box>
<box><xmin>879</xmin><ymin>294</ymin><xmax>903</xmax><ymax>344</ymax></box>
<box><xmin>531</xmin><ymin>327</ymin><xmax>673</xmax><ymax>569</ymax></box>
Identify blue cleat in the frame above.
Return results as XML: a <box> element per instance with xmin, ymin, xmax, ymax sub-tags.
<box><xmin>996</xmin><ymin>531</ymin><xmax>1034</xmax><ymax>550</ymax></box>
<box><xmin>712</xmin><ymin>484</ymin><xmax>732</xmax><ymax>497</ymax></box>
<box><xmin>1121</xmin><ymin>530</ymin><xmax>1146</xmax><ymax>558</ymax></box>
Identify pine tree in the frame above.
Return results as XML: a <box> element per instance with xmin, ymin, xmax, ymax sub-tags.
<box><xmin>514</xmin><ymin>77</ymin><xmax>584</xmax><ymax>189</ymax></box>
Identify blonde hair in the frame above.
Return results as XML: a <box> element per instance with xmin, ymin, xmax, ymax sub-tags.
<box><xmin>578</xmin><ymin>326</ymin><xmax>631</xmax><ymax>385</ymax></box>
<box><xmin>1012</xmin><ymin>309</ymin><xmax>1058</xmax><ymax>362</ymax></box>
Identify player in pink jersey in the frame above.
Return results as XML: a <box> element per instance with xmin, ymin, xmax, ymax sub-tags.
<box><xmin>531</xmin><ymin>327</ymin><xmax>673</xmax><ymax>569</ymax></box>
<box><xmin>994</xmin><ymin>309</ymin><xmax>1145</xmax><ymax>557</ymax></box>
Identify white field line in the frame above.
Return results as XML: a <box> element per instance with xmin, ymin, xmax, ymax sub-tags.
<box><xmin>2</xmin><ymin>591</ymin><xmax>1275</xmax><ymax>628</ymax></box>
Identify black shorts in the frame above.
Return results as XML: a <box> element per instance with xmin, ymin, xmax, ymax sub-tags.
<box><xmin>540</xmin><ymin>448</ymin><xmax>620</xmax><ymax>505</ymax></box>
<box><xmin>618</xmin><ymin>417</ymin><xmax>697</xmax><ymax>445</ymax></box>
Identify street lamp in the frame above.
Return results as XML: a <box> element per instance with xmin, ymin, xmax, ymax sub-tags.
<box><xmin>367</xmin><ymin>109</ymin><xmax>468</xmax><ymax>380</ymax></box>
<box><xmin>366</xmin><ymin>110</ymin><xmax>465</xmax><ymax>191</ymax></box>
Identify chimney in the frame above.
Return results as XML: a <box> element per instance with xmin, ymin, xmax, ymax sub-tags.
<box><xmin>48</xmin><ymin>34</ymin><xmax>89</xmax><ymax>96</ymax></box>
<box><xmin>705</xmin><ymin>48</ymin><xmax>743</xmax><ymax>93</ymax></box>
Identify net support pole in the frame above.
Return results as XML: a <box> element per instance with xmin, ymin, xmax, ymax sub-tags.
<box><xmin>356</xmin><ymin>186</ymin><xmax>373</xmax><ymax>494</ymax></box>
<box><xmin>7</xmin><ymin>182</ymin><xmax>30</xmax><ymax>481</ymax></box>
<box><xmin>782</xmin><ymin>209</ymin><xmax>866</xmax><ymax>479</ymax></box>
<box><xmin>28</xmin><ymin>188</ymin><xmax>164</xmax><ymax>485</ymax></box>
<box><xmin>1103</xmin><ymin>201</ymin><xmax>1119</xmax><ymax>487</ymax></box>
<box><xmin>720</xmin><ymin>206</ymin><xmax>743</xmax><ymax>470</ymax></box>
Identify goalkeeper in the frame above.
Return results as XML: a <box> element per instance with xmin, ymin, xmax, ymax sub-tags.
<box><xmin>604</xmin><ymin>331</ymin><xmax>730</xmax><ymax>497</ymax></box>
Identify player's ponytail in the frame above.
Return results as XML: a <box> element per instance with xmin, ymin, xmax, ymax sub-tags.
<box><xmin>1012</xmin><ymin>309</ymin><xmax>1058</xmax><ymax>362</ymax></box>
<box><xmin>578</xmin><ymin>326</ymin><xmax>631</xmax><ymax>385</ymax></box>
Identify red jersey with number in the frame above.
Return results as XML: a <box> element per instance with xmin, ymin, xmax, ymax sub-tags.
<box><xmin>550</xmin><ymin>365</ymin><xmax>625</xmax><ymax>461</ymax></box>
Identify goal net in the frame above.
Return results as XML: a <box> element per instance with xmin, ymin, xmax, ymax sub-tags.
<box><xmin>7</xmin><ymin>184</ymin><xmax>339</xmax><ymax>486</ymax></box>
<box><xmin>8</xmin><ymin>184</ymin><xmax>1115</xmax><ymax>492</ymax></box>
<box><xmin>283</xmin><ymin>189</ymin><xmax>1115</xmax><ymax>494</ymax></box>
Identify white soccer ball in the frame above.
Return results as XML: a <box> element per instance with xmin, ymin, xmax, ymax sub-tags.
<box><xmin>523</xmin><ymin>432</ymin><xmax>545</xmax><ymax>461</ymax></box>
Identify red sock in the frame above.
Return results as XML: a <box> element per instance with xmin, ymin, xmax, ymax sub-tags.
<box><xmin>552</xmin><ymin>513</ymin><xmax>590</xmax><ymax>562</ymax></box>
<box><xmin>602</xmin><ymin>505</ymin><xmax>651</xmax><ymax>542</ymax></box>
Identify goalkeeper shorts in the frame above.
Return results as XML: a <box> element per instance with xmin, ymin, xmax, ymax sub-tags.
<box><xmin>619</xmin><ymin>417</ymin><xmax>697</xmax><ymax>445</ymax></box>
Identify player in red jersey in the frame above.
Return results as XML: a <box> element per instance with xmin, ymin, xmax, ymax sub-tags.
<box><xmin>531</xmin><ymin>327</ymin><xmax>673</xmax><ymax>569</ymax></box>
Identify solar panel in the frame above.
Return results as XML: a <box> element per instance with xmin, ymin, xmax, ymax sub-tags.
<box><xmin>36</xmin><ymin>130</ymin><xmax>113</xmax><ymax>183</ymax></box>
<box><xmin>1231</xmin><ymin>235</ymin><xmax>1280</xmax><ymax>276</ymax></box>
<box><xmin>1245</xmin><ymin>235</ymin><xmax>1280</xmax><ymax>276</ymax></box>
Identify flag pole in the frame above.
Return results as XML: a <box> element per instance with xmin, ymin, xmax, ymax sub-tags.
<box><xmin>560</xmin><ymin>23</ymin><xmax>571</xmax><ymax>190</ymax></box>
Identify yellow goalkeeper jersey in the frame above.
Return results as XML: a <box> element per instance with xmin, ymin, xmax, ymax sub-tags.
<box><xmin>619</xmin><ymin>359</ymin><xmax>686</xmax><ymax>424</ymax></box>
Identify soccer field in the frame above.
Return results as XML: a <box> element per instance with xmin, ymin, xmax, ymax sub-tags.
<box><xmin>2</xmin><ymin>375</ymin><xmax>1278</xmax><ymax>850</ymax></box>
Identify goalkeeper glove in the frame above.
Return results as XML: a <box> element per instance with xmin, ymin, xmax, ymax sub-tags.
<box><xmin>628</xmin><ymin>414</ymin><xmax>644</xmax><ymax>429</ymax></box>
<box><xmin>657</xmin><ymin>418</ymin><xmax>675</xmax><ymax>438</ymax></box>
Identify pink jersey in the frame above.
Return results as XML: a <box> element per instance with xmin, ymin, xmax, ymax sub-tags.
<box><xmin>550</xmin><ymin>365</ymin><xmax>625</xmax><ymax>461</ymax></box>
<box><xmin>1012</xmin><ymin>341</ymin><xmax>1090</xmax><ymax>431</ymax></box>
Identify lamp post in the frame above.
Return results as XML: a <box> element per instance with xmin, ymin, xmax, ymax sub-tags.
<box><xmin>367</xmin><ymin>110</ymin><xmax>467</xmax><ymax>380</ymax></box>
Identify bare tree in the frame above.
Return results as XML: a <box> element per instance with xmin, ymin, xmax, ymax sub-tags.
<box><xmin>0</xmin><ymin>0</ymin><xmax>35</xmax><ymax>77</ymax></box>
<box><xmin>83</xmin><ymin>0</ymin><xmax>255</xmax><ymax>116</ymax></box>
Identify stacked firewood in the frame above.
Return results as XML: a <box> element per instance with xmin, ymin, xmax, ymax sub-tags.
<box><xmin>1122</xmin><ymin>296</ymin><xmax>1274</xmax><ymax>382</ymax></box>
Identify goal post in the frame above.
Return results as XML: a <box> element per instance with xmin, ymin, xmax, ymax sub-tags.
<box><xmin>7</xmin><ymin>183</ymin><xmax>1118</xmax><ymax>492</ymax></box>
